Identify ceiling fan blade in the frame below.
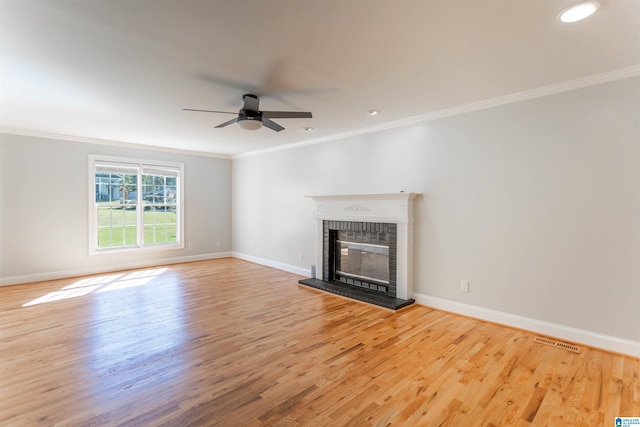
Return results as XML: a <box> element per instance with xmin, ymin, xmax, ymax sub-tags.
<box><xmin>215</xmin><ymin>117</ymin><xmax>239</xmax><ymax>128</ymax></box>
<box><xmin>262</xmin><ymin>118</ymin><xmax>285</xmax><ymax>132</ymax></box>
<box><xmin>183</xmin><ymin>108</ymin><xmax>237</xmax><ymax>114</ymax></box>
<box><xmin>242</xmin><ymin>94</ymin><xmax>260</xmax><ymax>112</ymax></box>
<box><xmin>261</xmin><ymin>111</ymin><xmax>312</xmax><ymax>119</ymax></box>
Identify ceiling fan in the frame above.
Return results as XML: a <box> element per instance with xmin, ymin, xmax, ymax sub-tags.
<box><xmin>183</xmin><ymin>94</ymin><xmax>312</xmax><ymax>132</ymax></box>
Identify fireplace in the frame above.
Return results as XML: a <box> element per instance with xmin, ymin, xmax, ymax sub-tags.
<box><xmin>299</xmin><ymin>193</ymin><xmax>419</xmax><ymax>310</ymax></box>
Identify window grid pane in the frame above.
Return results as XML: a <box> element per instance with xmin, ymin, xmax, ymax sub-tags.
<box><xmin>97</xmin><ymin>206</ymin><xmax>138</xmax><ymax>249</ymax></box>
<box><xmin>142</xmin><ymin>173</ymin><xmax>178</xmax><ymax>246</ymax></box>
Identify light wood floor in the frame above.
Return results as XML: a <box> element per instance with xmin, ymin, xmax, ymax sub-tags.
<box><xmin>1</xmin><ymin>258</ymin><xmax>638</xmax><ymax>426</ymax></box>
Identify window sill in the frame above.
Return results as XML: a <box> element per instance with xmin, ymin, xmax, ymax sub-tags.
<box><xmin>92</xmin><ymin>242</ymin><xmax>184</xmax><ymax>256</ymax></box>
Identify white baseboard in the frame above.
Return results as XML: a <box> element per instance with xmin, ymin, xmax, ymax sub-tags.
<box><xmin>0</xmin><ymin>252</ymin><xmax>232</xmax><ymax>286</ymax></box>
<box><xmin>228</xmin><ymin>256</ymin><xmax>639</xmax><ymax>358</ymax></box>
<box><xmin>231</xmin><ymin>252</ymin><xmax>310</xmax><ymax>277</ymax></box>
<box><xmin>230</xmin><ymin>255</ymin><xmax>640</xmax><ymax>357</ymax></box>
<box><xmin>4</xmin><ymin>254</ymin><xmax>636</xmax><ymax>358</ymax></box>
<box><xmin>413</xmin><ymin>293</ymin><xmax>640</xmax><ymax>358</ymax></box>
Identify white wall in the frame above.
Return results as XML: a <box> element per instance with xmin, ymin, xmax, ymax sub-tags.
<box><xmin>0</xmin><ymin>133</ymin><xmax>232</xmax><ymax>284</ymax></box>
<box><xmin>232</xmin><ymin>77</ymin><xmax>640</xmax><ymax>344</ymax></box>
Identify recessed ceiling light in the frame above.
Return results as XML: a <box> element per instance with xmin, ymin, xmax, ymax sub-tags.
<box><xmin>303</xmin><ymin>126</ymin><xmax>314</xmax><ymax>132</ymax></box>
<box><xmin>558</xmin><ymin>1</ymin><xmax>600</xmax><ymax>23</ymax></box>
<box><xmin>367</xmin><ymin>109</ymin><xmax>380</xmax><ymax>116</ymax></box>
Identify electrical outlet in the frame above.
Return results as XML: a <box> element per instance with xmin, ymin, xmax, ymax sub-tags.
<box><xmin>460</xmin><ymin>280</ymin><xmax>469</xmax><ymax>293</ymax></box>
<box><xmin>74</xmin><ymin>253</ymin><xmax>81</xmax><ymax>262</ymax></box>
<box><xmin>299</xmin><ymin>251</ymin><xmax>304</xmax><ymax>261</ymax></box>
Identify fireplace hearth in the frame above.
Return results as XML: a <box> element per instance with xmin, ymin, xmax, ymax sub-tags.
<box><xmin>299</xmin><ymin>193</ymin><xmax>419</xmax><ymax>310</ymax></box>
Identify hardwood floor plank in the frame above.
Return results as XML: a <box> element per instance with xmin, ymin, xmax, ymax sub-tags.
<box><xmin>1</xmin><ymin>258</ymin><xmax>638</xmax><ymax>426</ymax></box>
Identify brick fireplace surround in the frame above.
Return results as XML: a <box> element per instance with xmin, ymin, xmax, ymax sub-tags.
<box><xmin>299</xmin><ymin>193</ymin><xmax>420</xmax><ymax>310</ymax></box>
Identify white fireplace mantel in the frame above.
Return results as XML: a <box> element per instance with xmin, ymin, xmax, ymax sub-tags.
<box><xmin>306</xmin><ymin>193</ymin><xmax>420</xmax><ymax>300</ymax></box>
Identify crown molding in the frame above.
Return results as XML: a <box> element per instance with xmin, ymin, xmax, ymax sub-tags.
<box><xmin>234</xmin><ymin>65</ymin><xmax>640</xmax><ymax>160</ymax></box>
<box><xmin>0</xmin><ymin>128</ymin><xmax>232</xmax><ymax>160</ymax></box>
<box><xmin>3</xmin><ymin>65</ymin><xmax>637</xmax><ymax>161</ymax></box>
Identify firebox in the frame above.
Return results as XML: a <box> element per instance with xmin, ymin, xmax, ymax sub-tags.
<box><xmin>333</xmin><ymin>234</ymin><xmax>389</xmax><ymax>289</ymax></box>
<box><xmin>324</xmin><ymin>221</ymin><xmax>397</xmax><ymax>297</ymax></box>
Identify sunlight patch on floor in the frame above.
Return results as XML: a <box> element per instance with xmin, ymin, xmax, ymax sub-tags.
<box><xmin>22</xmin><ymin>268</ymin><xmax>169</xmax><ymax>307</ymax></box>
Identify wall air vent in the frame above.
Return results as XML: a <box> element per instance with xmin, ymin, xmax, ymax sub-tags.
<box><xmin>533</xmin><ymin>336</ymin><xmax>582</xmax><ymax>353</ymax></box>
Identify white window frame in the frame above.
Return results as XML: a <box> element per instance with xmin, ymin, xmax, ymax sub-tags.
<box><xmin>88</xmin><ymin>155</ymin><xmax>185</xmax><ymax>255</ymax></box>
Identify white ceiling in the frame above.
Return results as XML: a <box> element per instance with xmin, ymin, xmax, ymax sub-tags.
<box><xmin>1</xmin><ymin>0</ymin><xmax>639</xmax><ymax>157</ymax></box>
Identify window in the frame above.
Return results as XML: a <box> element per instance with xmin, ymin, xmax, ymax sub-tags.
<box><xmin>89</xmin><ymin>156</ymin><xmax>184</xmax><ymax>254</ymax></box>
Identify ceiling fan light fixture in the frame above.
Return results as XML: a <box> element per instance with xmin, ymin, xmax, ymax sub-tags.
<box><xmin>185</xmin><ymin>94</ymin><xmax>312</xmax><ymax>132</ymax></box>
<box><xmin>558</xmin><ymin>1</ymin><xmax>600</xmax><ymax>23</ymax></box>
<box><xmin>238</xmin><ymin>117</ymin><xmax>263</xmax><ymax>131</ymax></box>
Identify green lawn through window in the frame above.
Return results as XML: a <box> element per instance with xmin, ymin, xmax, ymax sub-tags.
<box><xmin>97</xmin><ymin>205</ymin><xmax>176</xmax><ymax>248</ymax></box>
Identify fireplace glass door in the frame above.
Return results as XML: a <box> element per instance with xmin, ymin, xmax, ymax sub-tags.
<box><xmin>330</xmin><ymin>227</ymin><xmax>391</xmax><ymax>292</ymax></box>
<box><xmin>336</xmin><ymin>240</ymin><xmax>390</xmax><ymax>284</ymax></box>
